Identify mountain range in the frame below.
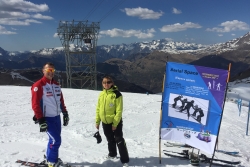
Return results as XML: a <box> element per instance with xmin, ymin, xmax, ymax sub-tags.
<box><xmin>1</xmin><ymin>31</ymin><xmax>250</xmax><ymax>93</ymax></box>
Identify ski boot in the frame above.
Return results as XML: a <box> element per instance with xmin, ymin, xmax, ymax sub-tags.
<box><xmin>123</xmin><ymin>163</ymin><xmax>129</xmax><ymax>167</ymax></box>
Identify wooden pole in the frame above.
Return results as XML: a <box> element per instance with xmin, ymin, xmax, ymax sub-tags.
<box><xmin>159</xmin><ymin>73</ymin><xmax>166</xmax><ymax>164</ymax></box>
<box><xmin>159</xmin><ymin>58</ymin><xmax>168</xmax><ymax>164</ymax></box>
<box><xmin>209</xmin><ymin>63</ymin><xmax>231</xmax><ymax>167</ymax></box>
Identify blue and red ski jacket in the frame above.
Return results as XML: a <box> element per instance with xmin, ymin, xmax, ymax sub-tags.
<box><xmin>31</xmin><ymin>76</ymin><xmax>67</xmax><ymax>119</ymax></box>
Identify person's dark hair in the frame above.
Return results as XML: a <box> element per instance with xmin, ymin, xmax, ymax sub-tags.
<box><xmin>102</xmin><ymin>75</ymin><xmax>114</xmax><ymax>83</ymax></box>
<box><xmin>43</xmin><ymin>62</ymin><xmax>55</xmax><ymax>68</ymax></box>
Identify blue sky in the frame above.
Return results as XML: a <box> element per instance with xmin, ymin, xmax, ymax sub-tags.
<box><xmin>0</xmin><ymin>0</ymin><xmax>250</xmax><ymax>51</ymax></box>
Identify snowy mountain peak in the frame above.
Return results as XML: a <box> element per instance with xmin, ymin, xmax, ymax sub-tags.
<box><xmin>1</xmin><ymin>32</ymin><xmax>250</xmax><ymax>60</ymax></box>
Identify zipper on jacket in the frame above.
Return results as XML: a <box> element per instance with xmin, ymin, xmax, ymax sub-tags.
<box><xmin>104</xmin><ymin>91</ymin><xmax>109</xmax><ymax>124</ymax></box>
<box><xmin>43</xmin><ymin>106</ymin><xmax>46</xmax><ymax>117</ymax></box>
<box><xmin>50</xmin><ymin>81</ymin><xmax>59</xmax><ymax>115</ymax></box>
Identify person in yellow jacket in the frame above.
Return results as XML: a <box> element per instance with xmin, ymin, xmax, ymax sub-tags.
<box><xmin>95</xmin><ymin>76</ymin><xmax>129</xmax><ymax>167</ymax></box>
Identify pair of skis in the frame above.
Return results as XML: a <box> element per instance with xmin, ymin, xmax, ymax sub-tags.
<box><xmin>164</xmin><ymin>141</ymin><xmax>240</xmax><ymax>156</ymax></box>
<box><xmin>164</xmin><ymin>141</ymin><xmax>192</xmax><ymax>148</ymax></box>
<box><xmin>216</xmin><ymin>149</ymin><xmax>240</xmax><ymax>157</ymax></box>
<box><xmin>16</xmin><ymin>160</ymin><xmax>47</xmax><ymax>167</ymax></box>
<box><xmin>163</xmin><ymin>150</ymin><xmax>241</xmax><ymax>167</ymax></box>
<box><xmin>16</xmin><ymin>154</ymin><xmax>71</xmax><ymax>167</ymax></box>
<box><xmin>15</xmin><ymin>159</ymin><xmax>71</xmax><ymax>167</ymax></box>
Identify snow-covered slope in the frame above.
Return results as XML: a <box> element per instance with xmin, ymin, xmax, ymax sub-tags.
<box><xmin>0</xmin><ymin>80</ymin><xmax>250</xmax><ymax>166</ymax></box>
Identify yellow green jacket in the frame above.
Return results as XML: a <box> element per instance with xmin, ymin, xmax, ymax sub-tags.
<box><xmin>96</xmin><ymin>85</ymin><xmax>123</xmax><ymax>127</ymax></box>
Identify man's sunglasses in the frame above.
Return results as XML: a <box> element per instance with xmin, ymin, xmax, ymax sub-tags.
<box><xmin>102</xmin><ymin>81</ymin><xmax>112</xmax><ymax>84</ymax></box>
<box><xmin>44</xmin><ymin>68</ymin><xmax>55</xmax><ymax>73</ymax></box>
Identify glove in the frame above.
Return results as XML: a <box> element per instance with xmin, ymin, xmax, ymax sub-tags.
<box><xmin>93</xmin><ymin>131</ymin><xmax>102</xmax><ymax>144</ymax></box>
<box><xmin>63</xmin><ymin>111</ymin><xmax>69</xmax><ymax>126</ymax></box>
<box><xmin>32</xmin><ymin>115</ymin><xmax>39</xmax><ymax>124</ymax></box>
<box><xmin>38</xmin><ymin>117</ymin><xmax>47</xmax><ymax>132</ymax></box>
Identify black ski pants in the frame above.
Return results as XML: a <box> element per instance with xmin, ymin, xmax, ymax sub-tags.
<box><xmin>102</xmin><ymin>120</ymin><xmax>129</xmax><ymax>163</ymax></box>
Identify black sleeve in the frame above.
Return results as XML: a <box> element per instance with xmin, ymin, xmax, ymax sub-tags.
<box><xmin>113</xmin><ymin>90</ymin><xmax>122</xmax><ymax>99</ymax></box>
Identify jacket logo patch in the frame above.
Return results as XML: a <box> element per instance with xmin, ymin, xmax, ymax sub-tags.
<box><xmin>33</xmin><ymin>87</ymin><xmax>38</xmax><ymax>92</ymax></box>
<box><xmin>46</xmin><ymin>93</ymin><xmax>53</xmax><ymax>96</ymax></box>
<box><xmin>109</xmin><ymin>103</ymin><xmax>114</xmax><ymax>107</ymax></box>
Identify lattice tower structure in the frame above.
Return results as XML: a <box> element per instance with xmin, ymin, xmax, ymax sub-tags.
<box><xmin>57</xmin><ymin>20</ymin><xmax>100</xmax><ymax>89</ymax></box>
